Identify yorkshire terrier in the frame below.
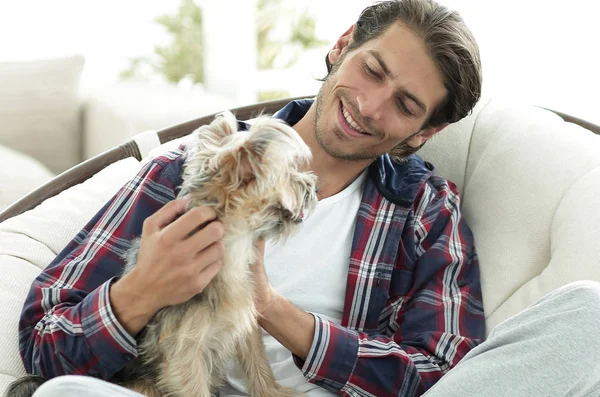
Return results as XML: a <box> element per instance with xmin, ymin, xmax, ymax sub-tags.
<box><xmin>7</xmin><ymin>111</ymin><xmax>317</xmax><ymax>397</ymax></box>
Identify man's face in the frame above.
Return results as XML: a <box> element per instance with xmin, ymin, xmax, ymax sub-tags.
<box><xmin>314</xmin><ymin>22</ymin><xmax>448</xmax><ymax>162</ymax></box>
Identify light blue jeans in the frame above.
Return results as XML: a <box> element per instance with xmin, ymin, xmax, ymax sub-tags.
<box><xmin>33</xmin><ymin>281</ymin><xmax>600</xmax><ymax>397</ymax></box>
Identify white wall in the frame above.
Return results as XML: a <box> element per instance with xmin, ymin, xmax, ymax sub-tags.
<box><xmin>0</xmin><ymin>1</ymin><xmax>180</xmax><ymax>90</ymax></box>
<box><xmin>0</xmin><ymin>0</ymin><xmax>598</xmax><ymax>124</ymax></box>
<box><xmin>202</xmin><ymin>0</ymin><xmax>258</xmax><ymax>105</ymax></box>
<box><xmin>441</xmin><ymin>0</ymin><xmax>600</xmax><ymax>124</ymax></box>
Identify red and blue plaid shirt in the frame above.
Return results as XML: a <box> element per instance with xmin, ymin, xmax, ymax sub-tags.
<box><xmin>19</xmin><ymin>100</ymin><xmax>485</xmax><ymax>396</ymax></box>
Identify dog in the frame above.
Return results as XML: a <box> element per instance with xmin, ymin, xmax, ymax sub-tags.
<box><xmin>7</xmin><ymin>111</ymin><xmax>317</xmax><ymax>397</ymax></box>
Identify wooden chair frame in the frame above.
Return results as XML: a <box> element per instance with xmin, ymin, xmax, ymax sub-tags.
<box><xmin>1</xmin><ymin>97</ymin><xmax>598</xmax><ymax>223</ymax></box>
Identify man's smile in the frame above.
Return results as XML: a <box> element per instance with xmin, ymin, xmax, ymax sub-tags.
<box><xmin>338</xmin><ymin>101</ymin><xmax>373</xmax><ymax>138</ymax></box>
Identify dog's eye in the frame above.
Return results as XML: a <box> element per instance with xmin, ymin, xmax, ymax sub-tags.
<box><xmin>275</xmin><ymin>206</ymin><xmax>293</xmax><ymax>219</ymax></box>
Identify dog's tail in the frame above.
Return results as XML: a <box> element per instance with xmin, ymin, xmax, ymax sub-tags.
<box><xmin>4</xmin><ymin>375</ymin><xmax>48</xmax><ymax>397</ymax></box>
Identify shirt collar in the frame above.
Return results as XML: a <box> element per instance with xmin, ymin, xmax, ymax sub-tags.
<box><xmin>247</xmin><ymin>98</ymin><xmax>435</xmax><ymax>207</ymax></box>
<box><xmin>272</xmin><ymin>98</ymin><xmax>315</xmax><ymax>125</ymax></box>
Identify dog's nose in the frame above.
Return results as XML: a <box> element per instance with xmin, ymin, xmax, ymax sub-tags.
<box><xmin>293</xmin><ymin>210</ymin><xmax>304</xmax><ymax>224</ymax></box>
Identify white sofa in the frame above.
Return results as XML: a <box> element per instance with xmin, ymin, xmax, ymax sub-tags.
<box><xmin>1</xmin><ymin>97</ymin><xmax>599</xmax><ymax>394</ymax></box>
<box><xmin>0</xmin><ymin>55</ymin><xmax>233</xmax><ymax>212</ymax></box>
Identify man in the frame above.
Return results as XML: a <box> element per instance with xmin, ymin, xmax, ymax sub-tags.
<box><xmin>17</xmin><ymin>1</ymin><xmax>600</xmax><ymax>397</ymax></box>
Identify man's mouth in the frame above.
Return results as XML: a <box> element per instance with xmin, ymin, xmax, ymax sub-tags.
<box><xmin>341</xmin><ymin>103</ymin><xmax>371</xmax><ymax>136</ymax></box>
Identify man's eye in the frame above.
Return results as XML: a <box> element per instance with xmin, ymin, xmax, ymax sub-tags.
<box><xmin>396</xmin><ymin>99</ymin><xmax>415</xmax><ymax>117</ymax></box>
<box><xmin>363</xmin><ymin>64</ymin><xmax>382</xmax><ymax>81</ymax></box>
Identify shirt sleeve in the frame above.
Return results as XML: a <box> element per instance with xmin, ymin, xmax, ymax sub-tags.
<box><xmin>18</xmin><ymin>155</ymin><xmax>181</xmax><ymax>379</ymax></box>
<box><xmin>295</xmin><ymin>178</ymin><xmax>485</xmax><ymax>396</ymax></box>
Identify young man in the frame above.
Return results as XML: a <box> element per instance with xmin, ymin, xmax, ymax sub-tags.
<box><xmin>17</xmin><ymin>1</ymin><xmax>600</xmax><ymax>397</ymax></box>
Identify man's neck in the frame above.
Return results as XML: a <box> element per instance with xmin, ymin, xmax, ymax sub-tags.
<box><xmin>293</xmin><ymin>104</ymin><xmax>371</xmax><ymax>200</ymax></box>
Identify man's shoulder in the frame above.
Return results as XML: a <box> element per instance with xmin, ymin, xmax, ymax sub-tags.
<box><xmin>368</xmin><ymin>154</ymin><xmax>439</xmax><ymax>206</ymax></box>
<box><xmin>150</xmin><ymin>143</ymin><xmax>187</xmax><ymax>166</ymax></box>
<box><xmin>144</xmin><ymin>143</ymin><xmax>189</xmax><ymax>187</ymax></box>
<box><xmin>416</xmin><ymin>172</ymin><xmax>462</xmax><ymax>212</ymax></box>
<box><xmin>367</xmin><ymin>153</ymin><xmax>463</xmax><ymax>211</ymax></box>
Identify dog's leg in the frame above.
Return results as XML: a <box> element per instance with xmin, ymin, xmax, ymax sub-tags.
<box><xmin>146</xmin><ymin>315</ymin><xmax>214</xmax><ymax>397</ymax></box>
<box><xmin>238</xmin><ymin>325</ymin><xmax>305</xmax><ymax>397</ymax></box>
<box><xmin>157</xmin><ymin>343</ymin><xmax>215</xmax><ymax>397</ymax></box>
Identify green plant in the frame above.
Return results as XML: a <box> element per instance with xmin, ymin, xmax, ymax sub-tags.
<box><xmin>257</xmin><ymin>0</ymin><xmax>327</xmax><ymax>70</ymax></box>
<box><xmin>121</xmin><ymin>0</ymin><xmax>326</xmax><ymax>85</ymax></box>
<box><xmin>121</xmin><ymin>0</ymin><xmax>204</xmax><ymax>84</ymax></box>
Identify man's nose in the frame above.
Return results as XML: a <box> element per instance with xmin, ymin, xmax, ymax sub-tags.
<box><xmin>356</xmin><ymin>89</ymin><xmax>388</xmax><ymax>121</ymax></box>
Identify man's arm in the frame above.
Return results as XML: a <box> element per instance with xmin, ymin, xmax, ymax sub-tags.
<box><xmin>17</xmin><ymin>158</ymin><xmax>174</xmax><ymax>379</ymax></box>
<box><xmin>257</xmin><ymin>292</ymin><xmax>315</xmax><ymax>360</ymax></box>
<box><xmin>254</xmin><ymin>178</ymin><xmax>485</xmax><ymax>396</ymax></box>
<box><xmin>18</xmin><ymin>150</ymin><xmax>225</xmax><ymax>379</ymax></box>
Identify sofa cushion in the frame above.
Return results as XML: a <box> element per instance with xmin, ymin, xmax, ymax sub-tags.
<box><xmin>1</xmin><ymin>99</ymin><xmax>599</xmax><ymax>391</ymax></box>
<box><xmin>0</xmin><ymin>157</ymin><xmax>143</xmax><ymax>393</ymax></box>
<box><xmin>418</xmin><ymin>97</ymin><xmax>489</xmax><ymax>195</ymax></box>
<box><xmin>460</xmin><ymin>100</ymin><xmax>600</xmax><ymax>333</ymax></box>
<box><xmin>0</xmin><ymin>55</ymin><xmax>84</xmax><ymax>173</ymax></box>
<box><xmin>0</xmin><ymin>145</ymin><xmax>54</xmax><ymax>211</ymax></box>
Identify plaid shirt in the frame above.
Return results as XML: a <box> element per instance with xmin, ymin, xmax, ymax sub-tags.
<box><xmin>19</xmin><ymin>100</ymin><xmax>485</xmax><ymax>396</ymax></box>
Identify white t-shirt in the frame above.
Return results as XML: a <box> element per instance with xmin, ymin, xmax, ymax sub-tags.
<box><xmin>220</xmin><ymin>170</ymin><xmax>368</xmax><ymax>396</ymax></box>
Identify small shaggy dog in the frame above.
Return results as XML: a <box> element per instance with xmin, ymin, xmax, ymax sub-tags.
<box><xmin>122</xmin><ymin>112</ymin><xmax>317</xmax><ymax>397</ymax></box>
<box><xmin>8</xmin><ymin>111</ymin><xmax>317</xmax><ymax>397</ymax></box>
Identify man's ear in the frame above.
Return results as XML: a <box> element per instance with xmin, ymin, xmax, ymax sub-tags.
<box><xmin>328</xmin><ymin>24</ymin><xmax>356</xmax><ymax>66</ymax></box>
<box><xmin>407</xmin><ymin>123</ymin><xmax>449</xmax><ymax>148</ymax></box>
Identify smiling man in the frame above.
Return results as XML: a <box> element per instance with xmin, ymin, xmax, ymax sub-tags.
<box><xmin>16</xmin><ymin>1</ymin><xmax>485</xmax><ymax>396</ymax></box>
<box><xmin>19</xmin><ymin>1</ymin><xmax>600</xmax><ymax>397</ymax></box>
<box><xmin>295</xmin><ymin>21</ymin><xmax>451</xmax><ymax>196</ymax></box>
<box><xmin>243</xmin><ymin>4</ymin><xmax>484</xmax><ymax>395</ymax></box>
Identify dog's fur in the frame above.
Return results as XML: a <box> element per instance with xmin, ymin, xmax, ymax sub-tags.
<box><xmin>7</xmin><ymin>112</ymin><xmax>317</xmax><ymax>397</ymax></box>
<box><xmin>122</xmin><ymin>112</ymin><xmax>317</xmax><ymax>397</ymax></box>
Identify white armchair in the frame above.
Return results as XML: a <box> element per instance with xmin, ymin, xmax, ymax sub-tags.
<box><xmin>1</xmin><ymin>97</ymin><xmax>599</xmax><ymax>394</ymax></box>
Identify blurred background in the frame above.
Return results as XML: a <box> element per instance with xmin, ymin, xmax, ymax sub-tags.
<box><xmin>1</xmin><ymin>0</ymin><xmax>598</xmax><ymax>120</ymax></box>
<box><xmin>0</xmin><ymin>0</ymin><xmax>599</xmax><ymax>211</ymax></box>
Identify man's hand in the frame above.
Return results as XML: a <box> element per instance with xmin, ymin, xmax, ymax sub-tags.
<box><xmin>251</xmin><ymin>239</ymin><xmax>315</xmax><ymax>360</ymax></box>
<box><xmin>251</xmin><ymin>239</ymin><xmax>278</xmax><ymax>316</ymax></box>
<box><xmin>110</xmin><ymin>198</ymin><xmax>225</xmax><ymax>336</ymax></box>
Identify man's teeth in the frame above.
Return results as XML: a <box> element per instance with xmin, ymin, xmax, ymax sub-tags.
<box><xmin>342</xmin><ymin>107</ymin><xmax>368</xmax><ymax>134</ymax></box>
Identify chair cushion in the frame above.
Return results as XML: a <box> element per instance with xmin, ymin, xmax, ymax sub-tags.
<box><xmin>0</xmin><ymin>157</ymin><xmax>143</xmax><ymax>393</ymax></box>
<box><xmin>1</xmin><ymin>99</ymin><xmax>599</xmax><ymax>393</ymax></box>
<box><xmin>0</xmin><ymin>55</ymin><xmax>85</xmax><ymax>173</ymax></box>
<box><xmin>461</xmin><ymin>100</ymin><xmax>600</xmax><ymax>333</ymax></box>
<box><xmin>0</xmin><ymin>145</ymin><xmax>54</xmax><ymax>211</ymax></box>
<box><xmin>419</xmin><ymin>97</ymin><xmax>489</xmax><ymax>195</ymax></box>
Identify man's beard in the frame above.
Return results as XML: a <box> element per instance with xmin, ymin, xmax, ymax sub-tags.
<box><xmin>314</xmin><ymin>71</ymin><xmax>424</xmax><ymax>163</ymax></box>
<box><xmin>389</xmin><ymin>137</ymin><xmax>426</xmax><ymax>162</ymax></box>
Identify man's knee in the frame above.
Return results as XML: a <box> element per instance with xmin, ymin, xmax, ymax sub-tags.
<box><xmin>32</xmin><ymin>376</ymin><xmax>78</xmax><ymax>396</ymax></box>
<box><xmin>538</xmin><ymin>280</ymin><xmax>600</xmax><ymax>338</ymax></box>
<box><xmin>549</xmin><ymin>280</ymin><xmax>600</xmax><ymax>308</ymax></box>
<box><xmin>33</xmin><ymin>375</ymin><xmax>107</xmax><ymax>396</ymax></box>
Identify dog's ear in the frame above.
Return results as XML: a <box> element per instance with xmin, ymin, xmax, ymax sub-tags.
<box><xmin>248</xmin><ymin>116</ymin><xmax>305</xmax><ymax>148</ymax></box>
<box><xmin>234</xmin><ymin>118</ymin><xmax>288</xmax><ymax>185</ymax></box>
<box><xmin>195</xmin><ymin>110</ymin><xmax>238</xmax><ymax>147</ymax></box>
<box><xmin>247</xmin><ymin>116</ymin><xmax>311</xmax><ymax>165</ymax></box>
<box><xmin>219</xmin><ymin>133</ymin><xmax>267</xmax><ymax>188</ymax></box>
<box><xmin>235</xmin><ymin>142</ymin><xmax>262</xmax><ymax>186</ymax></box>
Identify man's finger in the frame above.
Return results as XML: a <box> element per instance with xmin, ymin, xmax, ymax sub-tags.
<box><xmin>190</xmin><ymin>240</ymin><xmax>225</xmax><ymax>271</ymax></box>
<box><xmin>182</xmin><ymin>221</ymin><xmax>225</xmax><ymax>256</ymax></box>
<box><xmin>254</xmin><ymin>238</ymin><xmax>266</xmax><ymax>254</ymax></box>
<box><xmin>144</xmin><ymin>198</ymin><xmax>188</xmax><ymax>232</ymax></box>
<box><xmin>162</xmin><ymin>206</ymin><xmax>218</xmax><ymax>242</ymax></box>
<box><xmin>193</xmin><ymin>260</ymin><xmax>223</xmax><ymax>292</ymax></box>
